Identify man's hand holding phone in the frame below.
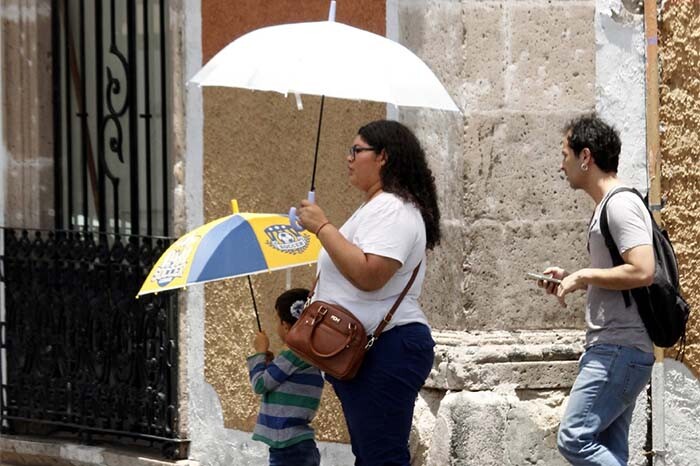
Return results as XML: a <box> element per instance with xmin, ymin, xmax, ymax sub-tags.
<box><xmin>529</xmin><ymin>267</ymin><xmax>565</xmax><ymax>294</ymax></box>
<box><xmin>526</xmin><ymin>272</ymin><xmax>562</xmax><ymax>285</ymax></box>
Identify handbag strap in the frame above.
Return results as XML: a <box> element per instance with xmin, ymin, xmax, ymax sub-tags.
<box><xmin>306</xmin><ymin>262</ymin><xmax>422</xmax><ymax>345</ymax></box>
<box><xmin>371</xmin><ymin>263</ymin><xmax>421</xmax><ymax>339</ymax></box>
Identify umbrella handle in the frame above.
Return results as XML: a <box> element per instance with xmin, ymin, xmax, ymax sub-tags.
<box><xmin>289</xmin><ymin>191</ymin><xmax>316</xmax><ymax>231</ymax></box>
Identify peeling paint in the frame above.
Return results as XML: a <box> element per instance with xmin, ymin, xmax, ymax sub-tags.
<box><xmin>595</xmin><ymin>0</ymin><xmax>648</xmax><ymax>192</ymax></box>
<box><xmin>663</xmin><ymin>360</ymin><xmax>700</xmax><ymax>464</ymax></box>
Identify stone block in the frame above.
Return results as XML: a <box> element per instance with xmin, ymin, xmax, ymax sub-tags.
<box><xmin>410</xmin><ymin>389</ymin><xmax>444</xmax><ymax>466</ymax></box>
<box><xmin>507</xmin><ymin>2</ymin><xmax>595</xmax><ymax>111</ymax></box>
<box><xmin>400</xmin><ymin>1</ymin><xmax>508</xmax><ymax>113</ymax></box>
<box><xmin>425</xmin><ymin>390</ymin><xmax>568</xmax><ymax>466</ymax></box>
<box><xmin>500</xmin><ymin>392</ymin><xmax>570</xmax><ymax>466</ymax></box>
<box><xmin>427</xmin><ymin>330</ymin><xmax>584</xmax><ymax>391</ymax></box>
<box><xmin>397</xmin><ymin>0</ymin><xmax>465</xmax><ymax>113</ymax></box>
<box><xmin>463</xmin><ymin>112</ymin><xmax>594</xmax><ymax>223</ymax></box>
<box><xmin>401</xmin><ymin>108</ymin><xmax>464</xmax><ymax>222</ymax></box>
<box><xmin>422</xmin><ymin>221</ymin><xmax>466</xmax><ymax>330</ymax></box>
<box><xmin>431</xmin><ymin>359</ymin><xmax>580</xmax><ymax>392</ymax></box>
<box><xmin>462</xmin><ymin>2</ymin><xmax>507</xmax><ymax>112</ymax></box>
<box><xmin>463</xmin><ymin>219</ymin><xmax>588</xmax><ymax>331</ymax></box>
<box><xmin>421</xmin><ymin>369</ymin><xmax>650</xmax><ymax>466</ymax></box>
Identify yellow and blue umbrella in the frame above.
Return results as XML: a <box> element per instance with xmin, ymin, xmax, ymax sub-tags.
<box><xmin>137</xmin><ymin>202</ymin><xmax>321</xmax><ymax>328</ymax></box>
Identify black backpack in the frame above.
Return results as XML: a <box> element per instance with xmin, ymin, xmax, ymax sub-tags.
<box><xmin>599</xmin><ymin>187</ymin><xmax>690</xmax><ymax>352</ymax></box>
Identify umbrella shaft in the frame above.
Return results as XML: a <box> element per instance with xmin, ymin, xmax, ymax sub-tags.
<box><xmin>310</xmin><ymin>95</ymin><xmax>325</xmax><ymax>192</ymax></box>
<box><xmin>247</xmin><ymin>275</ymin><xmax>262</xmax><ymax>332</ymax></box>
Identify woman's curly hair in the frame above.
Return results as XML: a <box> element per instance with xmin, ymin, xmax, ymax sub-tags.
<box><xmin>358</xmin><ymin>120</ymin><xmax>441</xmax><ymax>249</ymax></box>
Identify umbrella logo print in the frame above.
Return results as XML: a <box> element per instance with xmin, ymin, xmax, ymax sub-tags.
<box><xmin>151</xmin><ymin>235</ymin><xmax>200</xmax><ymax>287</ymax></box>
<box><xmin>264</xmin><ymin>224</ymin><xmax>311</xmax><ymax>255</ymax></box>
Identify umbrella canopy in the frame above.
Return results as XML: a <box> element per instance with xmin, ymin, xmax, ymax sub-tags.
<box><xmin>189</xmin><ymin>20</ymin><xmax>459</xmax><ymax>112</ymax></box>
<box><xmin>138</xmin><ymin>211</ymin><xmax>321</xmax><ymax>296</ymax></box>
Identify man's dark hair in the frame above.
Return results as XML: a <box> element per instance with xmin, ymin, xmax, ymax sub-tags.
<box><xmin>275</xmin><ymin>288</ymin><xmax>309</xmax><ymax>326</ymax></box>
<box><xmin>563</xmin><ymin>114</ymin><xmax>621</xmax><ymax>173</ymax></box>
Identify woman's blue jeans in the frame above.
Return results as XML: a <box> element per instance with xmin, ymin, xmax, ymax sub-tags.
<box><xmin>326</xmin><ymin>323</ymin><xmax>435</xmax><ymax>466</ymax></box>
<box><xmin>269</xmin><ymin>439</ymin><xmax>320</xmax><ymax>466</ymax></box>
<box><xmin>557</xmin><ymin>344</ymin><xmax>654</xmax><ymax>466</ymax></box>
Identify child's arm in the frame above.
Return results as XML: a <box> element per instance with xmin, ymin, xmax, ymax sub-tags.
<box><xmin>246</xmin><ymin>350</ymin><xmax>300</xmax><ymax>394</ymax></box>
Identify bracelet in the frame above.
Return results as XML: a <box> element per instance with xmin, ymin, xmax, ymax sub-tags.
<box><xmin>315</xmin><ymin>221</ymin><xmax>331</xmax><ymax>236</ymax></box>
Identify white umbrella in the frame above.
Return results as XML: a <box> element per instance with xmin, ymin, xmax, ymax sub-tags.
<box><xmin>190</xmin><ymin>20</ymin><xmax>459</xmax><ymax>112</ymax></box>
<box><xmin>189</xmin><ymin>1</ymin><xmax>460</xmax><ymax>227</ymax></box>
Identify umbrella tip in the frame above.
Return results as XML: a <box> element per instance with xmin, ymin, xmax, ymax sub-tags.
<box><xmin>328</xmin><ymin>1</ymin><xmax>336</xmax><ymax>21</ymax></box>
<box><xmin>231</xmin><ymin>199</ymin><xmax>240</xmax><ymax>214</ymax></box>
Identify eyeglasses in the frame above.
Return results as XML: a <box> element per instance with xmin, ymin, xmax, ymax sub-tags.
<box><xmin>347</xmin><ymin>145</ymin><xmax>377</xmax><ymax>161</ymax></box>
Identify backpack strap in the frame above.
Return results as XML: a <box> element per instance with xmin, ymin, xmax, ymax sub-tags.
<box><xmin>598</xmin><ymin>187</ymin><xmax>646</xmax><ymax>308</ymax></box>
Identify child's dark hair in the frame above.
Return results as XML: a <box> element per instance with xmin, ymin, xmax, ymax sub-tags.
<box><xmin>275</xmin><ymin>288</ymin><xmax>310</xmax><ymax>325</ymax></box>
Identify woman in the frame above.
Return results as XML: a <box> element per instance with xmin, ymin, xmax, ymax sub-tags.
<box><xmin>296</xmin><ymin>119</ymin><xmax>440</xmax><ymax>466</ymax></box>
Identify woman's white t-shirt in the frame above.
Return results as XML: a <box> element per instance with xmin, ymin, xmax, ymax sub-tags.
<box><xmin>314</xmin><ymin>192</ymin><xmax>429</xmax><ymax>335</ymax></box>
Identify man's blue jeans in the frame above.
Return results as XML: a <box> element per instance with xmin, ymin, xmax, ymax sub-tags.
<box><xmin>557</xmin><ymin>344</ymin><xmax>654</xmax><ymax>466</ymax></box>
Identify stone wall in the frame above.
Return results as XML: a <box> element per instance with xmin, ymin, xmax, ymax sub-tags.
<box><xmin>400</xmin><ymin>0</ymin><xmax>596</xmax><ymax>333</ymax></box>
<box><xmin>395</xmin><ymin>1</ymin><xmax>598</xmax><ymax>464</ymax></box>
<box><xmin>395</xmin><ymin>1</ymin><xmax>660</xmax><ymax>465</ymax></box>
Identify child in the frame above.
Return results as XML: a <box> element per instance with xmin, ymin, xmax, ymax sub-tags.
<box><xmin>246</xmin><ymin>288</ymin><xmax>323</xmax><ymax>466</ymax></box>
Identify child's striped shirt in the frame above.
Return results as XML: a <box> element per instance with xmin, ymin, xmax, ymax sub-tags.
<box><xmin>246</xmin><ymin>349</ymin><xmax>324</xmax><ymax>449</ymax></box>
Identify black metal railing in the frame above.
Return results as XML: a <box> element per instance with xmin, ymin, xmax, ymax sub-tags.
<box><xmin>1</xmin><ymin>0</ymin><xmax>181</xmax><ymax>457</ymax></box>
<box><xmin>0</xmin><ymin>228</ymin><xmax>186</xmax><ymax>457</ymax></box>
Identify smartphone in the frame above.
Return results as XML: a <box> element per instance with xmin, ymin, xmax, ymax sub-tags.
<box><xmin>526</xmin><ymin>272</ymin><xmax>561</xmax><ymax>285</ymax></box>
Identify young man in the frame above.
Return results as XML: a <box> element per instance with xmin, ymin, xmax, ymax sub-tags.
<box><xmin>539</xmin><ymin>115</ymin><xmax>655</xmax><ymax>465</ymax></box>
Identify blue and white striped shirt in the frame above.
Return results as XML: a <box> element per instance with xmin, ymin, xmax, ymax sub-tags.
<box><xmin>246</xmin><ymin>349</ymin><xmax>324</xmax><ymax>449</ymax></box>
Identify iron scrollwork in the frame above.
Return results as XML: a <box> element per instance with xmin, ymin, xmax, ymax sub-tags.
<box><xmin>1</xmin><ymin>228</ymin><xmax>184</xmax><ymax>455</ymax></box>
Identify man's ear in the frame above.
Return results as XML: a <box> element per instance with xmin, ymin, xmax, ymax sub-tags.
<box><xmin>581</xmin><ymin>147</ymin><xmax>594</xmax><ymax>166</ymax></box>
<box><xmin>282</xmin><ymin>321</ymin><xmax>292</xmax><ymax>331</ymax></box>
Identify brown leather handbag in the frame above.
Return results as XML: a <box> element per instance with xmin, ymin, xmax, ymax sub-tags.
<box><xmin>285</xmin><ymin>264</ymin><xmax>421</xmax><ymax>380</ymax></box>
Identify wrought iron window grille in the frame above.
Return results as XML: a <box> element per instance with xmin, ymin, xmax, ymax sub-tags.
<box><xmin>1</xmin><ymin>0</ymin><xmax>184</xmax><ymax>458</ymax></box>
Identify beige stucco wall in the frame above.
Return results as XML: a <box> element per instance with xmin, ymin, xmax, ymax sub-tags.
<box><xmin>660</xmin><ymin>1</ymin><xmax>700</xmax><ymax>377</ymax></box>
<box><xmin>200</xmin><ymin>1</ymin><xmax>385</xmax><ymax>443</ymax></box>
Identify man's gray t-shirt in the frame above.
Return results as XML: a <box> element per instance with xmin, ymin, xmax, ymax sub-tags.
<box><xmin>586</xmin><ymin>186</ymin><xmax>654</xmax><ymax>353</ymax></box>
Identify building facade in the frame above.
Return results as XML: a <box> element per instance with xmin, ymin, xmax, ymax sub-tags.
<box><xmin>1</xmin><ymin>1</ymin><xmax>698</xmax><ymax>465</ymax></box>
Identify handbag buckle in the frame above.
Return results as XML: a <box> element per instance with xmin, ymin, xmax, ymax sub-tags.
<box><xmin>310</xmin><ymin>306</ymin><xmax>327</xmax><ymax>326</ymax></box>
<box><xmin>365</xmin><ymin>335</ymin><xmax>375</xmax><ymax>349</ymax></box>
